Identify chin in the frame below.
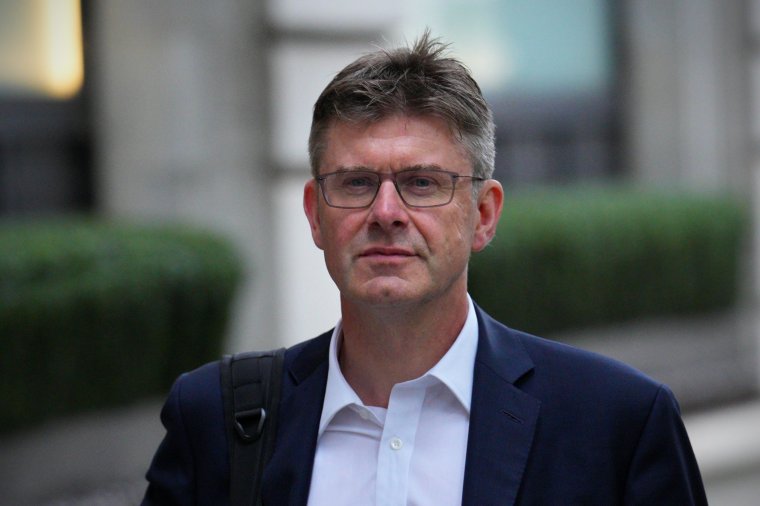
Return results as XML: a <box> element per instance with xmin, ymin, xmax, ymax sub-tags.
<box><xmin>348</xmin><ymin>280</ymin><xmax>422</xmax><ymax>307</ymax></box>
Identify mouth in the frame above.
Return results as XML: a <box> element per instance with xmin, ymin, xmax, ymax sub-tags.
<box><xmin>359</xmin><ymin>247</ymin><xmax>416</xmax><ymax>259</ymax></box>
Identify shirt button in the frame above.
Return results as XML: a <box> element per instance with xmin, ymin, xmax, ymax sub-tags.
<box><xmin>389</xmin><ymin>437</ymin><xmax>403</xmax><ymax>450</ymax></box>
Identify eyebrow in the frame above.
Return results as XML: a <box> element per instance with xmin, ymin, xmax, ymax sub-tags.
<box><xmin>333</xmin><ymin>165</ymin><xmax>373</xmax><ymax>173</ymax></box>
<box><xmin>333</xmin><ymin>164</ymin><xmax>449</xmax><ymax>173</ymax></box>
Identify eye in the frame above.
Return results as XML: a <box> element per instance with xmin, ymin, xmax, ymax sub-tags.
<box><xmin>399</xmin><ymin>171</ymin><xmax>446</xmax><ymax>194</ymax></box>
<box><xmin>343</xmin><ymin>176</ymin><xmax>373</xmax><ymax>187</ymax></box>
<box><xmin>335</xmin><ymin>173</ymin><xmax>377</xmax><ymax>193</ymax></box>
<box><xmin>409</xmin><ymin>176</ymin><xmax>434</xmax><ymax>188</ymax></box>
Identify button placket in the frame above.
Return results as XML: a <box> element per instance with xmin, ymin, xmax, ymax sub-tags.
<box><xmin>375</xmin><ymin>384</ymin><xmax>427</xmax><ymax>505</ymax></box>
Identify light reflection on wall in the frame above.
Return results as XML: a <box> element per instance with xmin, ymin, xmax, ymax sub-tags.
<box><xmin>0</xmin><ymin>0</ymin><xmax>84</xmax><ymax>100</ymax></box>
<box><xmin>398</xmin><ymin>0</ymin><xmax>612</xmax><ymax>97</ymax></box>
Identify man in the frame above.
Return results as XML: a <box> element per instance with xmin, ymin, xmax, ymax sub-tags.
<box><xmin>143</xmin><ymin>33</ymin><xmax>707</xmax><ymax>505</ymax></box>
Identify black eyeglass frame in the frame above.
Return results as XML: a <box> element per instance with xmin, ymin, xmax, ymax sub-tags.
<box><xmin>315</xmin><ymin>169</ymin><xmax>486</xmax><ymax>209</ymax></box>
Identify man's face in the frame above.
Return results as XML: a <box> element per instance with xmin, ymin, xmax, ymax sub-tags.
<box><xmin>303</xmin><ymin>114</ymin><xmax>502</xmax><ymax>309</ymax></box>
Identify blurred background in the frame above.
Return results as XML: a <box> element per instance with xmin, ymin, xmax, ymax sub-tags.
<box><xmin>1</xmin><ymin>0</ymin><xmax>759</xmax><ymax>504</ymax></box>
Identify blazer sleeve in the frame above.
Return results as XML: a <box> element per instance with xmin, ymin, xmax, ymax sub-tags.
<box><xmin>142</xmin><ymin>373</ymin><xmax>196</xmax><ymax>506</ymax></box>
<box><xmin>623</xmin><ymin>384</ymin><xmax>708</xmax><ymax>505</ymax></box>
<box><xmin>142</xmin><ymin>361</ymin><xmax>230</xmax><ymax>506</ymax></box>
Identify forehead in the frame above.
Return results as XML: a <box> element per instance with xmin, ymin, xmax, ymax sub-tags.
<box><xmin>319</xmin><ymin>115</ymin><xmax>471</xmax><ymax>173</ymax></box>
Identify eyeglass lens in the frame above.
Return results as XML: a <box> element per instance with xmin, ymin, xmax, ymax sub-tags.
<box><xmin>320</xmin><ymin>170</ymin><xmax>457</xmax><ymax>208</ymax></box>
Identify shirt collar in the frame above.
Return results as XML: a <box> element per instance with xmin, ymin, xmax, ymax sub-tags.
<box><xmin>317</xmin><ymin>295</ymin><xmax>479</xmax><ymax>437</ymax></box>
<box><xmin>424</xmin><ymin>295</ymin><xmax>478</xmax><ymax>412</ymax></box>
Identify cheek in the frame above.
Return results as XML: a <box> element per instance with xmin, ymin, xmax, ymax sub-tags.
<box><xmin>320</xmin><ymin>213</ymin><xmax>361</xmax><ymax>259</ymax></box>
<box><xmin>447</xmin><ymin>210</ymin><xmax>479</xmax><ymax>266</ymax></box>
<box><xmin>446</xmin><ymin>202</ymin><xmax>477</xmax><ymax>245</ymax></box>
<box><xmin>421</xmin><ymin>210</ymin><xmax>473</xmax><ymax>262</ymax></box>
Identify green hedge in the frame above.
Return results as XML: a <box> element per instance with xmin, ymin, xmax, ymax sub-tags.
<box><xmin>0</xmin><ymin>219</ymin><xmax>242</xmax><ymax>433</ymax></box>
<box><xmin>469</xmin><ymin>187</ymin><xmax>748</xmax><ymax>335</ymax></box>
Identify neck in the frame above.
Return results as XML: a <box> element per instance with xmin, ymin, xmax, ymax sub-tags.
<box><xmin>338</xmin><ymin>290</ymin><xmax>469</xmax><ymax>407</ymax></box>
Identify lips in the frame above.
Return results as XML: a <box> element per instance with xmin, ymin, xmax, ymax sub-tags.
<box><xmin>359</xmin><ymin>246</ymin><xmax>416</xmax><ymax>258</ymax></box>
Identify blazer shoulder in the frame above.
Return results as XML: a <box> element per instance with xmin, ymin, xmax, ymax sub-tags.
<box><xmin>175</xmin><ymin>360</ymin><xmax>223</xmax><ymax>399</ymax></box>
<box><xmin>283</xmin><ymin>329</ymin><xmax>332</xmax><ymax>385</ymax></box>
<box><xmin>523</xmin><ymin>329</ymin><xmax>658</xmax><ymax>386</ymax></box>
<box><xmin>173</xmin><ymin>329</ymin><xmax>331</xmax><ymax>408</ymax></box>
<box><xmin>167</xmin><ymin>359</ymin><xmax>228</xmax><ymax>449</ymax></box>
<box><xmin>477</xmin><ymin>308</ymin><xmax>664</xmax><ymax>406</ymax></box>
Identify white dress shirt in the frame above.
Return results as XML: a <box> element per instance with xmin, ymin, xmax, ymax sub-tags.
<box><xmin>306</xmin><ymin>297</ymin><xmax>479</xmax><ymax>506</ymax></box>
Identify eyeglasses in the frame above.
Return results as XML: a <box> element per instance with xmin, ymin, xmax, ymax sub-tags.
<box><xmin>315</xmin><ymin>168</ymin><xmax>485</xmax><ymax>209</ymax></box>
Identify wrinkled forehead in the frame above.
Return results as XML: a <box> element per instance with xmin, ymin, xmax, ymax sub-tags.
<box><xmin>316</xmin><ymin>114</ymin><xmax>471</xmax><ymax>172</ymax></box>
<box><xmin>318</xmin><ymin>115</ymin><xmax>472</xmax><ymax>174</ymax></box>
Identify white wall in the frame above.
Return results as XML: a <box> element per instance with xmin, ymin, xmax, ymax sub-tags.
<box><xmin>624</xmin><ymin>0</ymin><xmax>748</xmax><ymax>191</ymax></box>
<box><xmin>91</xmin><ymin>0</ymin><xmax>278</xmax><ymax>350</ymax></box>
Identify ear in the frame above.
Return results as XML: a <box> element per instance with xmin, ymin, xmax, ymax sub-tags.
<box><xmin>303</xmin><ymin>179</ymin><xmax>325</xmax><ymax>250</ymax></box>
<box><xmin>471</xmin><ymin>179</ymin><xmax>504</xmax><ymax>253</ymax></box>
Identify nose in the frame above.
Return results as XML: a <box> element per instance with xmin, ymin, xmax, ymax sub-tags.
<box><xmin>367</xmin><ymin>179</ymin><xmax>408</xmax><ymax>229</ymax></box>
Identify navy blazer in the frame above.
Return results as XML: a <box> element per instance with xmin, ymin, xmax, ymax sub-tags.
<box><xmin>143</xmin><ymin>306</ymin><xmax>707</xmax><ymax>505</ymax></box>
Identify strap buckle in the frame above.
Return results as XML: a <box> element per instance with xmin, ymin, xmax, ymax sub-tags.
<box><xmin>234</xmin><ymin>407</ymin><xmax>267</xmax><ymax>443</ymax></box>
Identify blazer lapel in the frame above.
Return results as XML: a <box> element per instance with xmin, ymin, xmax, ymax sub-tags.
<box><xmin>259</xmin><ymin>309</ymin><xmax>540</xmax><ymax>506</ymax></box>
<box><xmin>261</xmin><ymin>332</ymin><xmax>331</xmax><ymax>506</ymax></box>
<box><xmin>462</xmin><ymin>307</ymin><xmax>540</xmax><ymax>506</ymax></box>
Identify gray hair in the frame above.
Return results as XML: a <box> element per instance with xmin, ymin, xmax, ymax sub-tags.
<box><xmin>308</xmin><ymin>31</ymin><xmax>496</xmax><ymax>180</ymax></box>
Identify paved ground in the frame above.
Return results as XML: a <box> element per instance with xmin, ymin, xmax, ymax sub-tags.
<box><xmin>2</xmin><ymin>311</ymin><xmax>759</xmax><ymax>505</ymax></box>
<box><xmin>686</xmin><ymin>401</ymin><xmax>760</xmax><ymax>505</ymax></box>
<box><xmin>0</xmin><ymin>400</ymin><xmax>162</xmax><ymax>506</ymax></box>
<box><xmin>35</xmin><ymin>479</ymin><xmax>146</xmax><ymax>506</ymax></box>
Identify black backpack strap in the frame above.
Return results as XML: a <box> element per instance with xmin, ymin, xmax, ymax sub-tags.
<box><xmin>221</xmin><ymin>348</ymin><xmax>286</xmax><ymax>506</ymax></box>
